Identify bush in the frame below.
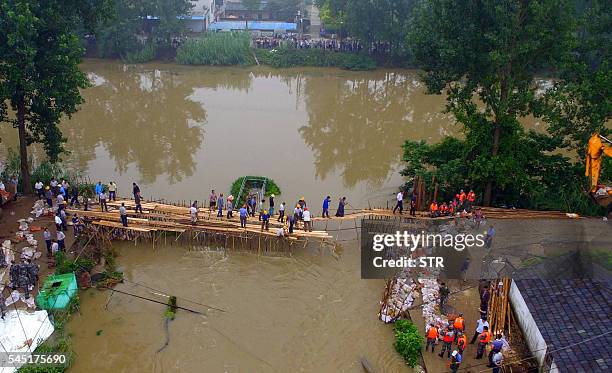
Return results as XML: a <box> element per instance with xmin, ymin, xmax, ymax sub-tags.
<box><xmin>229</xmin><ymin>176</ymin><xmax>282</xmax><ymax>207</ymax></box>
<box><xmin>122</xmin><ymin>43</ymin><xmax>156</xmax><ymax>64</ymax></box>
<box><xmin>393</xmin><ymin>320</ymin><xmax>423</xmax><ymax>367</ymax></box>
<box><xmin>176</xmin><ymin>32</ymin><xmax>254</xmax><ymax>65</ymax></box>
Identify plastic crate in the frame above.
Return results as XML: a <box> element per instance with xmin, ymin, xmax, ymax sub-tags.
<box><xmin>36</xmin><ymin>272</ymin><xmax>78</xmax><ymax>310</ymax></box>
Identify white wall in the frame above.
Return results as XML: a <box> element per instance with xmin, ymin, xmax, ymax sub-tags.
<box><xmin>509</xmin><ymin>280</ymin><xmax>550</xmax><ymax>370</ymax></box>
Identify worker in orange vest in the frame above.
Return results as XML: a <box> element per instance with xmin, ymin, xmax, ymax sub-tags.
<box><xmin>439</xmin><ymin>325</ymin><xmax>454</xmax><ymax>358</ymax></box>
<box><xmin>467</xmin><ymin>190</ymin><xmax>476</xmax><ymax>211</ymax></box>
<box><xmin>476</xmin><ymin>325</ymin><xmax>491</xmax><ymax>359</ymax></box>
<box><xmin>425</xmin><ymin>323</ymin><xmax>439</xmax><ymax>353</ymax></box>
<box><xmin>458</xmin><ymin>190</ymin><xmax>467</xmax><ymax>210</ymax></box>
<box><xmin>453</xmin><ymin>313</ymin><xmax>465</xmax><ymax>341</ymax></box>
<box><xmin>456</xmin><ymin>332</ymin><xmax>467</xmax><ymax>354</ymax></box>
<box><xmin>430</xmin><ymin>201</ymin><xmax>439</xmax><ymax>217</ymax></box>
<box><xmin>440</xmin><ymin>202</ymin><xmax>448</xmax><ymax>216</ymax></box>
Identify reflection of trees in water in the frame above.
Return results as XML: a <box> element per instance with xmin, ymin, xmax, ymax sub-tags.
<box><xmin>63</xmin><ymin>66</ymin><xmax>207</xmax><ymax>184</ymax></box>
<box><xmin>300</xmin><ymin>72</ymin><xmax>455</xmax><ymax>188</ymax></box>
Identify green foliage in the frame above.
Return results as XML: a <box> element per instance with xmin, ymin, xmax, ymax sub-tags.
<box><xmin>1</xmin><ymin>147</ymin><xmax>95</xmax><ymax>195</ymax></box>
<box><xmin>176</xmin><ymin>32</ymin><xmax>254</xmax><ymax>65</ymax></box>
<box><xmin>261</xmin><ymin>48</ymin><xmax>376</xmax><ymax>70</ymax></box>
<box><xmin>0</xmin><ymin>0</ymin><xmax>112</xmax><ymax>192</ymax></box>
<box><xmin>315</xmin><ymin>0</ymin><xmax>414</xmax><ymax>59</ymax></box>
<box><xmin>536</xmin><ymin>0</ymin><xmax>611</xmax><ymax>157</ymax></box>
<box><xmin>229</xmin><ymin>176</ymin><xmax>282</xmax><ymax>207</ymax></box>
<box><xmin>54</xmin><ymin>252</ymin><xmax>95</xmax><ymax>276</ymax></box>
<box><xmin>122</xmin><ymin>42</ymin><xmax>157</xmax><ymax>64</ymax></box>
<box><xmin>393</xmin><ymin>319</ymin><xmax>423</xmax><ymax>367</ymax></box>
<box><xmin>165</xmin><ymin>296</ymin><xmax>177</xmax><ymax>320</ymax></box>
<box><xmin>94</xmin><ymin>0</ymin><xmax>192</xmax><ymax>57</ymax></box>
<box><xmin>406</xmin><ymin>0</ymin><xmax>575</xmax><ymax>206</ymax></box>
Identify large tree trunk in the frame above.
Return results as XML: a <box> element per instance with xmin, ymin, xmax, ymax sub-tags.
<box><xmin>16</xmin><ymin>97</ymin><xmax>32</xmax><ymax>194</ymax></box>
<box><xmin>482</xmin><ymin>124</ymin><xmax>501</xmax><ymax>206</ymax></box>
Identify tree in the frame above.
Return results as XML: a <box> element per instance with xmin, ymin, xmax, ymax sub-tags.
<box><xmin>0</xmin><ymin>0</ymin><xmax>112</xmax><ymax>193</ymax></box>
<box><xmin>315</xmin><ymin>0</ymin><xmax>415</xmax><ymax>59</ymax></box>
<box><xmin>407</xmin><ymin>0</ymin><xmax>574</xmax><ymax>206</ymax></box>
<box><xmin>537</xmin><ymin>0</ymin><xmax>611</xmax><ymax>156</ymax></box>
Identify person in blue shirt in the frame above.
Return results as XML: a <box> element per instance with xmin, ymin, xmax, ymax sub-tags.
<box><xmin>94</xmin><ymin>181</ymin><xmax>103</xmax><ymax>202</ymax></box>
<box><xmin>450</xmin><ymin>350</ymin><xmax>462</xmax><ymax>372</ymax></box>
<box><xmin>322</xmin><ymin>196</ymin><xmax>331</xmax><ymax>218</ymax></box>
<box><xmin>239</xmin><ymin>204</ymin><xmax>248</xmax><ymax>228</ymax></box>
<box><xmin>488</xmin><ymin>334</ymin><xmax>504</xmax><ymax>368</ymax></box>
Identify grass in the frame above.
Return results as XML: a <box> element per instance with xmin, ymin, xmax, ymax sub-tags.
<box><xmin>176</xmin><ymin>32</ymin><xmax>254</xmax><ymax>66</ymax></box>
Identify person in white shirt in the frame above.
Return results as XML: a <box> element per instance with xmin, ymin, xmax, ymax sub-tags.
<box><xmin>34</xmin><ymin>181</ymin><xmax>44</xmax><ymax>198</ymax></box>
<box><xmin>57</xmin><ymin>230</ymin><xmax>66</xmax><ymax>250</ymax></box>
<box><xmin>99</xmin><ymin>191</ymin><xmax>108</xmax><ymax>212</ymax></box>
<box><xmin>51</xmin><ymin>242</ymin><xmax>59</xmax><ymax>255</ymax></box>
<box><xmin>190</xmin><ymin>201</ymin><xmax>198</xmax><ymax>224</ymax></box>
<box><xmin>0</xmin><ymin>181</ymin><xmax>5</xmax><ymax>191</ymax></box>
<box><xmin>470</xmin><ymin>316</ymin><xmax>489</xmax><ymax>344</ymax></box>
<box><xmin>119</xmin><ymin>203</ymin><xmax>128</xmax><ymax>227</ymax></box>
<box><xmin>302</xmin><ymin>208</ymin><xmax>312</xmax><ymax>232</ymax></box>
<box><xmin>393</xmin><ymin>191</ymin><xmax>404</xmax><ymax>214</ymax></box>
<box><xmin>54</xmin><ymin>215</ymin><xmax>63</xmax><ymax>231</ymax></box>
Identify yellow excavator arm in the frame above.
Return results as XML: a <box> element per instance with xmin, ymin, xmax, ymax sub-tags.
<box><xmin>586</xmin><ymin>133</ymin><xmax>612</xmax><ymax>192</ymax></box>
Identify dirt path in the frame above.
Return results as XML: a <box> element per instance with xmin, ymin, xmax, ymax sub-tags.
<box><xmin>1</xmin><ymin>196</ymin><xmax>77</xmax><ymax>305</ymax></box>
<box><xmin>409</xmin><ymin>280</ymin><xmax>490</xmax><ymax>373</ymax></box>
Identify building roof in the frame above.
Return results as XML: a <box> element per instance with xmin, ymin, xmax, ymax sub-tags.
<box><xmin>225</xmin><ymin>0</ymin><xmax>269</xmax><ymax>12</ymax></box>
<box><xmin>515</xmin><ymin>279</ymin><xmax>612</xmax><ymax>372</ymax></box>
<box><xmin>209</xmin><ymin>21</ymin><xmax>296</xmax><ymax>31</ymax></box>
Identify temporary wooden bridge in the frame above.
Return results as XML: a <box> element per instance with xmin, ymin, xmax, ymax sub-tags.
<box><xmin>68</xmin><ymin>198</ymin><xmax>572</xmax><ymax>256</ymax></box>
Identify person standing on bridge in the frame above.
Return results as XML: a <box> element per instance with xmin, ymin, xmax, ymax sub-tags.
<box><xmin>217</xmin><ymin>193</ymin><xmax>225</xmax><ymax>218</ymax></box>
<box><xmin>278</xmin><ymin>201</ymin><xmax>285</xmax><ymax>223</ymax></box>
<box><xmin>335</xmin><ymin>197</ymin><xmax>346</xmax><ymax>217</ymax></box>
<box><xmin>132</xmin><ymin>182</ymin><xmax>140</xmax><ymax>199</ymax></box>
<box><xmin>190</xmin><ymin>201</ymin><xmax>199</xmax><ymax>224</ymax></box>
<box><xmin>322</xmin><ymin>196</ymin><xmax>331</xmax><ymax>218</ymax></box>
<box><xmin>261</xmin><ymin>209</ymin><xmax>270</xmax><ymax>231</ymax></box>
<box><xmin>95</xmin><ymin>181</ymin><xmax>103</xmax><ymax>202</ymax></box>
<box><xmin>209</xmin><ymin>190</ymin><xmax>217</xmax><ymax>212</ymax></box>
<box><xmin>269</xmin><ymin>194</ymin><xmax>275</xmax><ymax>216</ymax></box>
<box><xmin>108</xmin><ymin>181</ymin><xmax>117</xmax><ymax>201</ymax></box>
<box><xmin>303</xmin><ymin>208</ymin><xmax>312</xmax><ymax>232</ymax></box>
<box><xmin>226</xmin><ymin>197</ymin><xmax>234</xmax><ymax>219</ymax></box>
<box><xmin>99</xmin><ymin>190</ymin><xmax>108</xmax><ymax>212</ymax></box>
<box><xmin>239</xmin><ymin>204</ymin><xmax>248</xmax><ymax>228</ymax></box>
<box><xmin>248</xmin><ymin>195</ymin><xmax>256</xmax><ymax>217</ymax></box>
<box><xmin>393</xmin><ymin>190</ymin><xmax>404</xmax><ymax>214</ymax></box>
<box><xmin>134</xmin><ymin>190</ymin><xmax>143</xmax><ymax>214</ymax></box>
<box><xmin>120</xmin><ymin>203</ymin><xmax>128</xmax><ymax>227</ymax></box>
<box><xmin>258</xmin><ymin>199</ymin><xmax>265</xmax><ymax>221</ymax></box>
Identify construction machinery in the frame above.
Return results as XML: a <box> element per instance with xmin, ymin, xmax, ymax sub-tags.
<box><xmin>585</xmin><ymin>133</ymin><xmax>612</xmax><ymax>207</ymax></box>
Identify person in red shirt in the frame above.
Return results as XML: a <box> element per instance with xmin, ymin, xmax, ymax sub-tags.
<box><xmin>439</xmin><ymin>326</ymin><xmax>454</xmax><ymax>358</ymax></box>
<box><xmin>458</xmin><ymin>190</ymin><xmax>467</xmax><ymax>210</ymax></box>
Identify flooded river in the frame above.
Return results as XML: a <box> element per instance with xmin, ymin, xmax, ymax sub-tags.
<box><xmin>0</xmin><ymin>61</ymin><xmax>541</xmax><ymax>372</ymax></box>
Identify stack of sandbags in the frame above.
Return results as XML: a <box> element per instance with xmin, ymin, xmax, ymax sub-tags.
<box><xmin>419</xmin><ymin>278</ymin><xmax>448</xmax><ymax>329</ymax></box>
<box><xmin>379</xmin><ymin>269</ymin><xmax>419</xmax><ymax>323</ymax></box>
<box><xmin>31</xmin><ymin>199</ymin><xmax>48</xmax><ymax>218</ymax></box>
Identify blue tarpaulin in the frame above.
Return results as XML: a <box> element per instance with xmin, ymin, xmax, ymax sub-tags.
<box><xmin>209</xmin><ymin>21</ymin><xmax>296</xmax><ymax>31</ymax></box>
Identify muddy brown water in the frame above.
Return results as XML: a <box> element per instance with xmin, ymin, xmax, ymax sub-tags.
<box><xmin>0</xmin><ymin>61</ymin><xmax>545</xmax><ymax>372</ymax></box>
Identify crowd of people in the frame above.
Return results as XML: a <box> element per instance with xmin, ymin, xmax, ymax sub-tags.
<box><xmin>426</xmin><ymin>282</ymin><xmax>505</xmax><ymax>373</ymax></box>
<box><xmin>253</xmin><ymin>34</ymin><xmax>364</xmax><ymax>53</ymax></box>
<box><xmin>203</xmin><ymin>190</ymin><xmax>349</xmax><ymax>235</ymax></box>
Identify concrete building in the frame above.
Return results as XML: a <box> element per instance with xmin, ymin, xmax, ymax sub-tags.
<box><xmin>510</xmin><ymin>279</ymin><xmax>611</xmax><ymax>372</ymax></box>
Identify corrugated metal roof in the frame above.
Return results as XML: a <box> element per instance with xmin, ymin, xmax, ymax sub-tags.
<box><xmin>515</xmin><ymin>279</ymin><xmax>612</xmax><ymax>372</ymax></box>
<box><xmin>209</xmin><ymin>21</ymin><xmax>296</xmax><ymax>31</ymax></box>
